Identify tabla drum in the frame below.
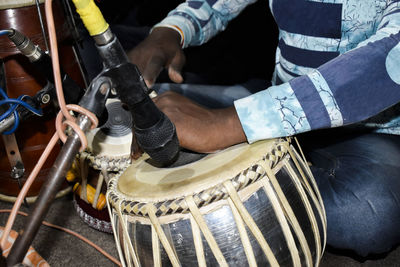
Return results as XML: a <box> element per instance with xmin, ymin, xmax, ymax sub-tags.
<box><xmin>70</xmin><ymin>98</ymin><xmax>132</xmax><ymax>233</ymax></box>
<box><xmin>0</xmin><ymin>0</ymin><xmax>86</xmax><ymax>201</ymax></box>
<box><xmin>107</xmin><ymin>138</ymin><xmax>327</xmax><ymax>266</ymax></box>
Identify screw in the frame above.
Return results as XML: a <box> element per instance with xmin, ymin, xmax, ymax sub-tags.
<box><xmin>41</xmin><ymin>93</ymin><xmax>50</xmax><ymax>104</ymax></box>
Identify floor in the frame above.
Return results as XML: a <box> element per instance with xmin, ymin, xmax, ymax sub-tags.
<box><xmin>0</xmin><ymin>193</ymin><xmax>398</xmax><ymax>266</ymax></box>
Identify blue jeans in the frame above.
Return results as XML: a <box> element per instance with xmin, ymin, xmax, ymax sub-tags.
<box><xmin>299</xmin><ymin>129</ymin><xmax>400</xmax><ymax>257</ymax></box>
<box><xmin>153</xmin><ymin>82</ymin><xmax>400</xmax><ymax>257</ymax></box>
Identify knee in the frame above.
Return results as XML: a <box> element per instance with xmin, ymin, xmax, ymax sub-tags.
<box><xmin>322</xmin><ymin>179</ymin><xmax>400</xmax><ymax>256</ymax></box>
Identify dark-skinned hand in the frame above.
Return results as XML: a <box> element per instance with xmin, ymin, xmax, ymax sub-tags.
<box><xmin>127</xmin><ymin>27</ymin><xmax>185</xmax><ymax>88</ymax></box>
<box><xmin>153</xmin><ymin>91</ymin><xmax>247</xmax><ymax>153</ymax></box>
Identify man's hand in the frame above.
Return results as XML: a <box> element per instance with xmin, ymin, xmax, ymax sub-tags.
<box><xmin>127</xmin><ymin>27</ymin><xmax>186</xmax><ymax>88</ymax></box>
<box><xmin>130</xmin><ymin>132</ymin><xmax>143</xmax><ymax>160</ymax></box>
<box><xmin>153</xmin><ymin>91</ymin><xmax>247</xmax><ymax>153</ymax></box>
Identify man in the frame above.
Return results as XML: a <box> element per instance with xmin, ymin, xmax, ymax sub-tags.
<box><xmin>128</xmin><ymin>0</ymin><xmax>400</xmax><ymax>257</ymax></box>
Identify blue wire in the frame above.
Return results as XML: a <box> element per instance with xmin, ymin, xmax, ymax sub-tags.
<box><xmin>0</xmin><ymin>88</ymin><xmax>42</xmax><ymax>116</ymax></box>
<box><xmin>0</xmin><ymin>95</ymin><xmax>36</xmax><ymax>121</ymax></box>
<box><xmin>0</xmin><ymin>28</ymin><xmax>43</xmax><ymax>134</ymax></box>
<box><xmin>0</xmin><ymin>99</ymin><xmax>20</xmax><ymax>121</ymax></box>
<box><xmin>0</xmin><ymin>87</ymin><xmax>43</xmax><ymax>134</ymax></box>
<box><xmin>0</xmin><ymin>98</ymin><xmax>43</xmax><ymax>116</ymax></box>
<box><xmin>0</xmin><ymin>29</ymin><xmax>12</xmax><ymax>37</ymax></box>
<box><xmin>0</xmin><ymin>88</ymin><xmax>20</xmax><ymax>134</ymax></box>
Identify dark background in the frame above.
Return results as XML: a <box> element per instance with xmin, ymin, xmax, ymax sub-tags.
<box><xmin>76</xmin><ymin>0</ymin><xmax>278</xmax><ymax>85</ymax></box>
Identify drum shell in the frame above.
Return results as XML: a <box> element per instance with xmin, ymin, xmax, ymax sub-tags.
<box><xmin>108</xmin><ymin>141</ymin><xmax>327</xmax><ymax>266</ymax></box>
<box><xmin>0</xmin><ymin>1</ymin><xmax>86</xmax><ymax>198</ymax></box>
<box><xmin>73</xmin><ymin>166</ymin><xmax>113</xmax><ymax>233</ymax></box>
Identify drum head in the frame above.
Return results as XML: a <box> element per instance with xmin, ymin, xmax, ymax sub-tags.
<box><xmin>118</xmin><ymin>139</ymin><xmax>278</xmax><ymax>202</ymax></box>
<box><xmin>85</xmin><ymin>98</ymin><xmax>132</xmax><ymax>158</ymax></box>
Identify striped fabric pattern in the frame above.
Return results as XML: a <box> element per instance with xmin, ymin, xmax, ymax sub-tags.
<box><xmin>155</xmin><ymin>0</ymin><xmax>400</xmax><ymax>142</ymax></box>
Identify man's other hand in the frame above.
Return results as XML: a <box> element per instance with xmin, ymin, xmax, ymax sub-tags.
<box><xmin>128</xmin><ymin>27</ymin><xmax>185</xmax><ymax>88</ymax></box>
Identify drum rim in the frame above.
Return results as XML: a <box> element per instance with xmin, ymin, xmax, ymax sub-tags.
<box><xmin>0</xmin><ymin>0</ymin><xmax>45</xmax><ymax>9</ymax></box>
<box><xmin>107</xmin><ymin>138</ymin><xmax>290</xmax><ymax>217</ymax></box>
<box><xmin>79</xmin><ymin>150</ymin><xmax>131</xmax><ymax>172</ymax></box>
<box><xmin>82</xmin><ymin>98</ymin><xmax>132</xmax><ymax>167</ymax></box>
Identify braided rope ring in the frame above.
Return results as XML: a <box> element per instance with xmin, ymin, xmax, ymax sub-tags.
<box><xmin>56</xmin><ymin>104</ymin><xmax>99</xmax><ymax>152</ymax></box>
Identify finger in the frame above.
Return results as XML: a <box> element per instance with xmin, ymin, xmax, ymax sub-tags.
<box><xmin>168</xmin><ymin>68</ymin><xmax>183</xmax><ymax>84</ymax></box>
<box><xmin>168</xmin><ymin>52</ymin><xmax>185</xmax><ymax>84</ymax></box>
<box><xmin>144</xmin><ymin>79</ymin><xmax>155</xmax><ymax>88</ymax></box>
<box><xmin>142</xmin><ymin>56</ymin><xmax>165</xmax><ymax>87</ymax></box>
<box><xmin>131</xmin><ymin>133</ymin><xmax>143</xmax><ymax>160</ymax></box>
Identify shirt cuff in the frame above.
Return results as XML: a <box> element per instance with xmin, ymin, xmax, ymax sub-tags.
<box><xmin>234</xmin><ymin>83</ymin><xmax>311</xmax><ymax>143</ymax></box>
<box><xmin>151</xmin><ymin>24</ymin><xmax>185</xmax><ymax>46</ymax></box>
<box><xmin>153</xmin><ymin>14</ymin><xmax>197</xmax><ymax>48</ymax></box>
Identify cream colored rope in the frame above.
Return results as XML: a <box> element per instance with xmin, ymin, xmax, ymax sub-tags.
<box><xmin>293</xmin><ymin>137</ymin><xmax>307</xmax><ymax>165</ymax></box>
<box><xmin>258</xmin><ymin>160</ymin><xmax>313</xmax><ymax>267</ymax></box>
<box><xmin>152</xmin><ymin>225</ymin><xmax>162</xmax><ymax>267</ymax></box>
<box><xmin>227</xmin><ymin>198</ymin><xmax>257</xmax><ymax>267</ymax></box>
<box><xmin>290</xmin><ymin>147</ymin><xmax>327</xmax><ymax>231</ymax></box>
<box><xmin>79</xmin><ymin>150</ymin><xmax>131</xmax><ymax>172</ymax></box>
<box><xmin>285</xmin><ymin>143</ymin><xmax>327</xmax><ymax>260</ymax></box>
<box><xmin>223</xmin><ymin>180</ymin><xmax>279</xmax><ymax>266</ymax></box>
<box><xmin>260</xmin><ymin>178</ymin><xmax>301</xmax><ymax>267</ymax></box>
<box><xmin>101</xmin><ymin>168</ymin><xmax>111</xmax><ymax>184</ymax></box>
<box><xmin>285</xmin><ymin>161</ymin><xmax>322</xmax><ymax>266</ymax></box>
<box><xmin>117</xmin><ymin>200</ymin><xmax>140</xmax><ymax>267</ymax></box>
<box><xmin>147</xmin><ymin>204</ymin><xmax>181</xmax><ymax>267</ymax></box>
<box><xmin>92</xmin><ymin>170</ymin><xmax>105</xmax><ymax>209</ymax></box>
<box><xmin>190</xmin><ymin>214</ymin><xmax>206</xmax><ymax>267</ymax></box>
<box><xmin>286</xmin><ymin>144</ymin><xmax>325</xmax><ymax>216</ymax></box>
<box><xmin>185</xmin><ymin>196</ymin><xmax>228</xmax><ymax>267</ymax></box>
<box><xmin>106</xmin><ymin>194</ymin><xmax>126</xmax><ymax>267</ymax></box>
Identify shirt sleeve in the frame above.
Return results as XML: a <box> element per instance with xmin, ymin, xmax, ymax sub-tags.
<box><xmin>153</xmin><ymin>0</ymin><xmax>257</xmax><ymax>48</ymax></box>
<box><xmin>235</xmin><ymin>3</ymin><xmax>400</xmax><ymax>143</ymax></box>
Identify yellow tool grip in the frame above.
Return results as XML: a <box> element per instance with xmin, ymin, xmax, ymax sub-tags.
<box><xmin>72</xmin><ymin>0</ymin><xmax>109</xmax><ymax>36</ymax></box>
<box><xmin>73</xmin><ymin>183</ymin><xmax>106</xmax><ymax>210</ymax></box>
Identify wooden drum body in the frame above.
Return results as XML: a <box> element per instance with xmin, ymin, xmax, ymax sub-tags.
<box><xmin>107</xmin><ymin>138</ymin><xmax>327</xmax><ymax>266</ymax></box>
<box><xmin>0</xmin><ymin>0</ymin><xmax>86</xmax><ymax>200</ymax></box>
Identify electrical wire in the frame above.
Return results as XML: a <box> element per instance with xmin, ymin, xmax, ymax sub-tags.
<box><xmin>1</xmin><ymin>0</ymin><xmax>99</xmax><ymax>261</ymax></box>
<box><xmin>0</xmin><ymin>30</ymin><xmax>42</xmax><ymax>134</ymax></box>
<box><xmin>0</xmin><ymin>90</ymin><xmax>43</xmax><ymax>117</ymax></box>
<box><xmin>0</xmin><ymin>132</ymin><xmax>60</xmax><ymax>250</ymax></box>
<box><xmin>0</xmin><ymin>29</ymin><xmax>12</xmax><ymax>37</ymax></box>
<box><xmin>0</xmin><ymin>87</ymin><xmax>20</xmax><ymax>135</ymax></box>
<box><xmin>0</xmin><ymin>87</ymin><xmax>43</xmax><ymax>134</ymax></box>
<box><xmin>0</xmin><ymin>97</ymin><xmax>43</xmax><ymax>117</ymax></box>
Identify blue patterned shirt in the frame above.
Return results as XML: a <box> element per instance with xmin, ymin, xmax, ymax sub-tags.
<box><xmin>155</xmin><ymin>0</ymin><xmax>400</xmax><ymax>142</ymax></box>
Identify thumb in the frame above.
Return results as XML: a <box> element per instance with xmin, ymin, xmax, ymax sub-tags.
<box><xmin>168</xmin><ymin>52</ymin><xmax>185</xmax><ymax>84</ymax></box>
